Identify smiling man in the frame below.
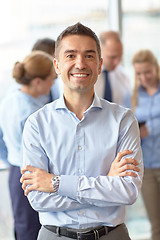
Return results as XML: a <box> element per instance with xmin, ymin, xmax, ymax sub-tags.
<box><xmin>21</xmin><ymin>23</ymin><xmax>143</xmax><ymax>240</ymax></box>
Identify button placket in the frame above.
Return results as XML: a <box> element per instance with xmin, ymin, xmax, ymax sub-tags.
<box><xmin>76</xmin><ymin>122</ymin><xmax>85</xmax><ymax>176</ymax></box>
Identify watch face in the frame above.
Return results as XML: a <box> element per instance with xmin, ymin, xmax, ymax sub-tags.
<box><xmin>51</xmin><ymin>176</ymin><xmax>60</xmax><ymax>193</ymax></box>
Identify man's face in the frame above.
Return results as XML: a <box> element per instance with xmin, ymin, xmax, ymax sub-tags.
<box><xmin>54</xmin><ymin>35</ymin><xmax>102</xmax><ymax>94</ymax></box>
<box><xmin>101</xmin><ymin>39</ymin><xmax>123</xmax><ymax>71</ymax></box>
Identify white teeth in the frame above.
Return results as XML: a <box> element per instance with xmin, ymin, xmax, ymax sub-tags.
<box><xmin>72</xmin><ymin>74</ymin><xmax>88</xmax><ymax>77</ymax></box>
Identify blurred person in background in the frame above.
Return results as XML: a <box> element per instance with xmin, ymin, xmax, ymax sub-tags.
<box><xmin>132</xmin><ymin>49</ymin><xmax>160</xmax><ymax>240</ymax></box>
<box><xmin>7</xmin><ymin>37</ymin><xmax>60</xmax><ymax>102</ymax></box>
<box><xmin>0</xmin><ymin>37</ymin><xmax>59</xmax><ymax>168</ymax></box>
<box><xmin>95</xmin><ymin>31</ymin><xmax>131</xmax><ymax>106</ymax></box>
<box><xmin>0</xmin><ymin>51</ymin><xmax>56</xmax><ymax>240</ymax></box>
<box><xmin>32</xmin><ymin>37</ymin><xmax>60</xmax><ymax>102</ymax></box>
<box><xmin>32</xmin><ymin>37</ymin><xmax>56</xmax><ymax>56</ymax></box>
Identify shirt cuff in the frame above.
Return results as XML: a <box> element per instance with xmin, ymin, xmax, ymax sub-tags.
<box><xmin>58</xmin><ymin>175</ymin><xmax>79</xmax><ymax>200</ymax></box>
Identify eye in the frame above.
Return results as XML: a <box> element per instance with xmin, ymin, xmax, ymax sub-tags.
<box><xmin>136</xmin><ymin>72</ymin><xmax>141</xmax><ymax>77</ymax></box>
<box><xmin>86</xmin><ymin>54</ymin><xmax>94</xmax><ymax>59</ymax></box>
<box><xmin>67</xmin><ymin>54</ymin><xmax>75</xmax><ymax>59</ymax></box>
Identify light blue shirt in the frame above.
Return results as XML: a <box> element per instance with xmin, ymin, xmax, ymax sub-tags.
<box><xmin>135</xmin><ymin>84</ymin><xmax>160</xmax><ymax>168</ymax></box>
<box><xmin>0</xmin><ymin>90</ymin><xmax>47</xmax><ymax>166</ymax></box>
<box><xmin>0</xmin><ymin>128</ymin><xmax>8</xmax><ymax>166</ymax></box>
<box><xmin>22</xmin><ymin>94</ymin><xmax>143</xmax><ymax>228</ymax></box>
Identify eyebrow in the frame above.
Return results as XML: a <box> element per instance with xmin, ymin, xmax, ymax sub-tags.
<box><xmin>64</xmin><ymin>50</ymin><xmax>77</xmax><ymax>55</ymax></box>
<box><xmin>86</xmin><ymin>50</ymin><xmax>96</xmax><ymax>54</ymax></box>
<box><xmin>64</xmin><ymin>49</ymin><xmax>96</xmax><ymax>54</ymax></box>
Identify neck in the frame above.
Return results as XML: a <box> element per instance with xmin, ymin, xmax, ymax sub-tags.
<box><xmin>146</xmin><ymin>81</ymin><xmax>159</xmax><ymax>96</ymax></box>
<box><xmin>21</xmin><ymin>85</ymin><xmax>38</xmax><ymax>98</ymax></box>
<box><xmin>63</xmin><ymin>88</ymin><xmax>94</xmax><ymax>120</ymax></box>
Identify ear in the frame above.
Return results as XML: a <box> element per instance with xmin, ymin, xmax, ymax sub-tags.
<box><xmin>53</xmin><ymin>58</ymin><xmax>61</xmax><ymax>75</ymax></box>
<box><xmin>98</xmin><ymin>58</ymin><xmax>103</xmax><ymax>75</ymax></box>
<box><xmin>32</xmin><ymin>77</ymin><xmax>41</xmax><ymax>86</ymax></box>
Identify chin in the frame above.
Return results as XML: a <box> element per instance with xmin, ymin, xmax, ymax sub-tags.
<box><xmin>110</xmin><ymin>66</ymin><xmax>116</xmax><ymax>71</ymax></box>
<box><xmin>44</xmin><ymin>91</ymin><xmax>50</xmax><ymax>96</ymax></box>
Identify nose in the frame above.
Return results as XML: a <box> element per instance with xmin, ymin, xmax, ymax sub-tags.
<box><xmin>74</xmin><ymin>55</ymin><xmax>86</xmax><ymax>69</ymax></box>
<box><xmin>139</xmin><ymin>73</ymin><xmax>146</xmax><ymax>81</ymax></box>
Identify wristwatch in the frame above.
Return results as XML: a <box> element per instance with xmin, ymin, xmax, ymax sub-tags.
<box><xmin>51</xmin><ymin>175</ymin><xmax>60</xmax><ymax>193</ymax></box>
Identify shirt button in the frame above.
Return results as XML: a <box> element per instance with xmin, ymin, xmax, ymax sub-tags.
<box><xmin>78</xmin><ymin>123</ymin><xmax>81</xmax><ymax>127</ymax></box>
<box><xmin>79</xmin><ymin>211</ymin><xmax>83</xmax><ymax>215</ymax></box>
<box><xmin>78</xmin><ymin>146</ymin><xmax>82</xmax><ymax>150</ymax></box>
<box><xmin>78</xmin><ymin>168</ymin><xmax>82</xmax><ymax>173</ymax></box>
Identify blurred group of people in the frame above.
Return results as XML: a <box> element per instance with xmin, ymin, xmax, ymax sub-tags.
<box><xmin>0</xmin><ymin>22</ymin><xmax>159</xmax><ymax>240</ymax></box>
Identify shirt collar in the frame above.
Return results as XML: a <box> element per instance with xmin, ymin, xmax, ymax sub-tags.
<box><xmin>55</xmin><ymin>93</ymin><xmax>103</xmax><ymax>111</ymax></box>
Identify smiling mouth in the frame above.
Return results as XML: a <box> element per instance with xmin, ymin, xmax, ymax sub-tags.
<box><xmin>71</xmin><ymin>73</ymin><xmax>89</xmax><ymax>77</ymax></box>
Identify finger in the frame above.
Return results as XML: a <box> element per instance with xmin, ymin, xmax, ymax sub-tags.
<box><xmin>21</xmin><ymin>165</ymin><xmax>31</xmax><ymax>174</ymax></box>
<box><xmin>22</xmin><ymin>182</ymin><xmax>27</xmax><ymax>191</ymax></box>
<box><xmin>20</xmin><ymin>173</ymin><xmax>33</xmax><ymax>183</ymax></box>
<box><xmin>119</xmin><ymin>158</ymin><xmax>139</xmax><ymax>166</ymax></box>
<box><xmin>20</xmin><ymin>176</ymin><xmax>24</xmax><ymax>183</ymax></box>
<box><xmin>22</xmin><ymin>180</ymin><xmax>33</xmax><ymax>190</ymax></box>
<box><xmin>21</xmin><ymin>165</ymin><xmax>37</xmax><ymax>174</ymax></box>
<box><xmin>24</xmin><ymin>185</ymin><xmax>35</xmax><ymax>196</ymax></box>
<box><xmin>120</xmin><ymin>164</ymin><xmax>140</xmax><ymax>173</ymax></box>
<box><xmin>119</xmin><ymin>171</ymin><xmax>137</xmax><ymax>178</ymax></box>
<box><xmin>115</xmin><ymin>150</ymin><xmax>133</xmax><ymax>162</ymax></box>
<box><xmin>22</xmin><ymin>183</ymin><xmax>25</xmax><ymax>191</ymax></box>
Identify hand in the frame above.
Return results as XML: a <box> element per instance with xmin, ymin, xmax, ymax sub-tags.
<box><xmin>107</xmin><ymin>150</ymin><xmax>140</xmax><ymax>177</ymax></box>
<box><xmin>139</xmin><ymin>124</ymin><xmax>149</xmax><ymax>139</ymax></box>
<box><xmin>20</xmin><ymin>165</ymin><xmax>55</xmax><ymax>196</ymax></box>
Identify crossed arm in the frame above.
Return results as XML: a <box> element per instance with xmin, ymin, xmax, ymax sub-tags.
<box><xmin>20</xmin><ymin>149</ymin><xmax>140</xmax><ymax>196</ymax></box>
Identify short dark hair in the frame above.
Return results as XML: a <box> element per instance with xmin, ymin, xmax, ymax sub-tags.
<box><xmin>55</xmin><ymin>22</ymin><xmax>101</xmax><ymax>60</ymax></box>
<box><xmin>32</xmin><ymin>38</ymin><xmax>55</xmax><ymax>56</ymax></box>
